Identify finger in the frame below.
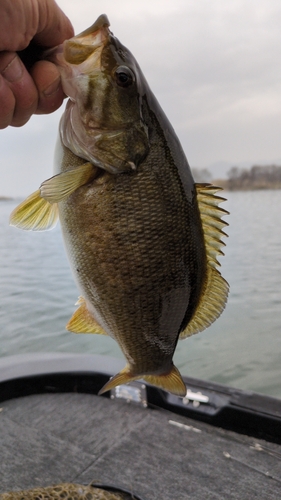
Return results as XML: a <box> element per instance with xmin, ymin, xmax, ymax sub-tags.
<box><xmin>0</xmin><ymin>75</ymin><xmax>16</xmax><ymax>128</ymax></box>
<box><xmin>0</xmin><ymin>52</ymin><xmax>38</xmax><ymax>127</ymax></box>
<box><xmin>35</xmin><ymin>0</ymin><xmax>74</xmax><ymax>47</ymax></box>
<box><xmin>30</xmin><ymin>60</ymin><xmax>65</xmax><ymax>114</ymax></box>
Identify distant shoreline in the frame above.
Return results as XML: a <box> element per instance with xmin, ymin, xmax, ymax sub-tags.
<box><xmin>193</xmin><ymin>164</ymin><xmax>281</xmax><ymax>191</ymax></box>
<box><xmin>212</xmin><ymin>179</ymin><xmax>281</xmax><ymax>191</ymax></box>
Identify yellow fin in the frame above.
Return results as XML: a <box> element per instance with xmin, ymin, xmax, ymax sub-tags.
<box><xmin>180</xmin><ymin>183</ymin><xmax>229</xmax><ymax>339</ymax></box>
<box><xmin>9</xmin><ymin>190</ymin><xmax>59</xmax><ymax>231</ymax></box>
<box><xmin>180</xmin><ymin>266</ymin><xmax>229</xmax><ymax>338</ymax></box>
<box><xmin>195</xmin><ymin>183</ymin><xmax>229</xmax><ymax>269</ymax></box>
<box><xmin>98</xmin><ymin>366</ymin><xmax>137</xmax><ymax>395</ymax></box>
<box><xmin>98</xmin><ymin>364</ymin><xmax>187</xmax><ymax>397</ymax></box>
<box><xmin>9</xmin><ymin>162</ymin><xmax>96</xmax><ymax>231</ymax></box>
<box><xmin>143</xmin><ymin>365</ymin><xmax>186</xmax><ymax>397</ymax></box>
<box><xmin>66</xmin><ymin>296</ymin><xmax>107</xmax><ymax>335</ymax></box>
<box><xmin>40</xmin><ymin>162</ymin><xmax>96</xmax><ymax>203</ymax></box>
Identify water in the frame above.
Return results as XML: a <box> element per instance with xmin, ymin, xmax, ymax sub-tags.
<box><xmin>1</xmin><ymin>190</ymin><xmax>281</xmax><ymax>398</ymax></box>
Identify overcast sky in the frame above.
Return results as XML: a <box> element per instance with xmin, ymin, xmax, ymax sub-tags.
<box><xmin>1</xmin><ymin>0</ymin><xmax>281</xmax><ymax>196</ymax></box>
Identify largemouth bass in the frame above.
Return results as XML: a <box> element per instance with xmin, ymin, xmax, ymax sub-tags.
<box><xmin>10</xmin><ymin>14</ymin><xmax>229</xmax><ymax>397</ymax></box>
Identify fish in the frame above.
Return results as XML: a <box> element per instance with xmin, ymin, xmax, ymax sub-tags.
<box><xmin>10</xmin><ymin>14</ymin><xmax>229</xmax><ymax>397</ymax></box>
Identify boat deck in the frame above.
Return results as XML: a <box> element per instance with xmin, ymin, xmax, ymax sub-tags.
<box><xmin>0</xmin><ymin>354</ymin><xmax>281</xmax><ymax>499</ymax></box>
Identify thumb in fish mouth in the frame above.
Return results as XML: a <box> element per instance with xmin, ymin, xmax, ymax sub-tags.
<box><xmin>43</xmin><ymin>14</ymin><xmax>110</xmax><ymax>64</ymax></box>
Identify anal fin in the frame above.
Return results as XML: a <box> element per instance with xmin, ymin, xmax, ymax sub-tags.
<box><xmin>66</xmin><ymin>296</ymin><xmax>108</xmax><ymax>335</ymax></box>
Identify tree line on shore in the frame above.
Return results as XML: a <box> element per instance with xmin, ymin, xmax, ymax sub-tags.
<box><xmin>192</xmin><ymin>165</ymin><xmax>281</xmax><ymax>190</ymax></box>
<box><xmin>227</xmin><ymin>165</ymin><xmax>281</xmax><ymax>190</ymax></box>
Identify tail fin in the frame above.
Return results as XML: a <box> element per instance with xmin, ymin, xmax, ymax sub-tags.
<box><xmin>98</xmin><ymin>364</ymin><xmax>186</xmax><ymax>397</ymax></box>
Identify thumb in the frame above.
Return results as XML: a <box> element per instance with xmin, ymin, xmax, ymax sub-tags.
<box><xmin>34</xmin><ymin>0</ymin><xmax>74</xmax><ymax>47</ymax></box>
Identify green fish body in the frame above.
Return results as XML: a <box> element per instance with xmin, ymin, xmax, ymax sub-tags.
<box><xmin>10</xmin><ymin>15</ymin><xmax>229</xmax><ymax>396</ymax></box>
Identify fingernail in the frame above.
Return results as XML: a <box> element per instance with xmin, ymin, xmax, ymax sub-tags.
<box><xmin>43</xmin><ymin>77</ymin><xmax>61</xmax><ymax>96</ymax></box>
<box><xmin>2</xmin><ymin>56</ymin><xmax>23</xmax><ymax>83</ymax></box>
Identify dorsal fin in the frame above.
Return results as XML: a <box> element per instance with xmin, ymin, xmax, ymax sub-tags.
<box><xmin>195</xmin><ymin>183</ymin><xmax>229</xmax><ymax>268</ymax></box>
<box><xmin>180</xmin><ymin>266</ymin><xmax>229</xmax><ymax>338</ymax></box>
<box><xmin>180</xmin><ymin>184</ymin><xmax>229</xmax><ymax>339</ymax></box>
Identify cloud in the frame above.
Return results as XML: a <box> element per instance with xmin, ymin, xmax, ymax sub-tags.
<box><xmin>1</xmin><ymin>0</ymin><xmax>281</xmax><ymax>195</ymax></box>
<box><xmin>1</xmin><ymin>111</ymin><xmax>62</xmax><ymax>197</ymax></box>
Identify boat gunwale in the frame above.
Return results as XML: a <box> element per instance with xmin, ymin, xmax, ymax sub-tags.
<box><xmin>1</xmin><ymin>352</ymin><xmax>281</xmax><ymax>444</ymax></box>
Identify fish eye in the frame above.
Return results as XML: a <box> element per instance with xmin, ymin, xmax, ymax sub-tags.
<box><xmin>114</xmin><ymin>66</ymin><xmax>135</xmax><ymax>88</ymax></box>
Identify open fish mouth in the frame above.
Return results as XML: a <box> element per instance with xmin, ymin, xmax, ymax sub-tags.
<box><xmin>44</xmin><ymin>14</ymin><xmax>111</xmax><ymax>91</ymax></box>
<box><xmin>44</xmin><ymin>14</ymin><xmax>148</xmax><ymax>174</ymax></box>
<box><xmin>63</xmin><ymin>14</ymin><xmax>111</xmax><ymax>67</ymax></box>
<box><xmin>44</xmin><ymin>14</ymin><xmax>110</xmax><ymax>64</ymax></box>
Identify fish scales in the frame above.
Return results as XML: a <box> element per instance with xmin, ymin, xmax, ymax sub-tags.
<box><xmin>58</xmin><ymin>140</ymin><xmax>203</xmax><ymax>374</ymax></box>
<box><xmin>10</xmin><ymin>14</ymin><xmax>229</xmax><ymax>396</ymax></box>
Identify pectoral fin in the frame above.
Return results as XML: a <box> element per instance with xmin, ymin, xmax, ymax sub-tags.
<box><xmin>9</xmin><ymin>190</ymin><xmax>59</xmax><ymax>231</ymax></box>
<box><xmin>10</xmin><ymin>162</ymin><xmax>96</xmax><ymax>231</ymax></box>
<box><xmin>40</xmin><ymin>162</ymin><xmax>96</xmax><ymax>203</ymax></box>
<box><xmin>66</xmin><ymin>296</ymin><xmax>108</xmax><ymax>335</ymax></box>
<box><xmin>98</xmin><ymin>364</ymin><xmax>186</xmax><ymax>397</ymax></box>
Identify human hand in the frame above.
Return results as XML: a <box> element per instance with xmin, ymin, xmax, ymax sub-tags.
<box><xmin>0</xmin><ymin>0</ymin><xmax>74</xmax><ymax>128</ymax></box>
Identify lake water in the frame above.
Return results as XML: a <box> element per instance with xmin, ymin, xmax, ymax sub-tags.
<box><xmin>1</xmin><ymin>190</ymin><xmax>281</xmax><ymax>398</ymax></box>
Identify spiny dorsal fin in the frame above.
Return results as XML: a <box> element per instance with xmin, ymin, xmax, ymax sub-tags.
<box><xmin>9</xmin><ymin>190</ymin><xmax>59</xmax><ymax>231</ymax></box>
<box><xmin>180</xmin><ymin>183</ymin><xmax>229</xmax><ymax>339</ymax></box>
<box><xmin>195</xmin><ymin>183</ymin><xmax>229</xmax><ymax>269</ymax></box>
<box><xmin>66</xmin><ymin>296</ymin><xmax>108</xmax><ymax>335</ymax></box>
<box><xmin>98</xmin><ymin>364</ymin><xmax>187</xmax><ymax>397</ymax></box>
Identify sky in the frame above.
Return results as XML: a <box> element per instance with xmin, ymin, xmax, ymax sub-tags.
<box><xmin>1</xmin><ymin>0</ymin><xmax>281</xmax><ymax>196</ymax></box>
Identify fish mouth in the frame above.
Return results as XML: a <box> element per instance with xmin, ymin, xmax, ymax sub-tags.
<box><xmin>44</xmin><ymin>14</ymin><xmax>112</xmax><ymax>120</ymax></box>
<box><xmin>75</xmin><ymin>14</ymin><xmax>110</xmax><ymax>39</ymax></box>
<box><xmin>63</xmin><ymin>14</ymin><xmax>110</xmax><ymax>66</ymax></box>
<box><xmin>44</xmin><ymin>14</ymin><xmax>111</xmax><ymax>73</ymax></box>
<box><xmin>49</xmin><ymin>15</ymin><xmax>148</xmax><ymax>174</ymax></box>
